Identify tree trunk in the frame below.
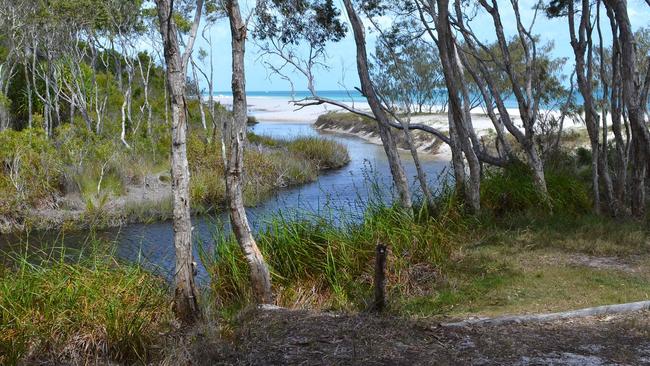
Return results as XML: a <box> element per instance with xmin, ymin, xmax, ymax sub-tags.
<box><xmin>24</xmin><ymin>63</ymin><xmax>32</xmax><ymax>128</ymax></box>
<box><xmin>342</xmin><ymin>0</ymin><xmax>412</xmax><ymax>209</ymax></box>
<box><xmin>606</xmin><ymin>8</ymin><xmax>628</xmax><ymax>206</ymax></box>
<box><xmin>155</xmin><ymin>0</ymin><xmax>201</xmax><ymax>324</ymax></box>
<box><xmin>191</xmin><ymin>59</ymin><xmax>207</xmax><ymax>131</ymax></box>
<box><xmin>605</xmin><ymin>0</ymin><xmax>650</xmax><ymax>216</ymax></box>
<box><xmin>448</xmin><ymin>108</ymin><xmax>468</xmax><ymax>193</ymax></box>
<box><xmin>401</xmin><ymin>118</ymin><xmax>435</xmax><ymax>205</ymax></box>
<box><xmin>436</xmin><ymin>0</ymin><xmax>481</xmax><ymax>212</ymax></box>
<box><xmin>225</xmin><ymin>0</ymin><xmax>273</xmax><ymax>304</ymax></box>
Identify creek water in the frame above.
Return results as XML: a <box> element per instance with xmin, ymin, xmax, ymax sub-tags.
<box><xmin>1</xmin><ymin>122</ymin><xmax>449</xmax><ymax>283</ymax></box>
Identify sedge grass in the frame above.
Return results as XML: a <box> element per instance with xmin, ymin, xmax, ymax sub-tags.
<box><xmin>0</xmin><ymin>243</ymin><xmax>173</xmax><ymax>365</ymax></box>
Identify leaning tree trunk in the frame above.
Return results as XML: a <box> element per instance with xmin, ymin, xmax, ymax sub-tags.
<box><xmin>342</xmin><ymin>0</ymin><xmax>412</xmax><ymax>209</ymax></box>
<box><xmin>225</xmin><ymin>0</ymin><xmax>273</xmax><ymax>304</ymax></box>
<box><xmin>401</xmin><ymin>118</ymin><xmax>435</xmax><ymax>205</ymax></box>
<box><xmin>155</xmin><ymin>0</ymin><xmax>200</xmax><ymax>324</ymax></box>
<box><xmin>436</xmin><ymin>0</ymin><xmax>481</xmax><ymax>212</ymax></box>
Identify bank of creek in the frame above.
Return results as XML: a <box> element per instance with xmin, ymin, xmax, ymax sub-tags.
<box><xmin>0</xmin><ymin>121</ymin><xmax>449</xmax><ymax>283</ymax></box>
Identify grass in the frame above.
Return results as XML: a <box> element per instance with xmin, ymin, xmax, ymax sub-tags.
<box><xmin>286</xmin><ymin>136</ymin><xmax>351</xmax><ymax>169</ymax></box>
<box><xmin>204</xmin><ymin>191</ymin><xmax>468</xmax><ymax>311</ymax></box>
<box><xmin>0</xmin><ymin>244</ymin><xmax>173</xmax><ymax>365</ymax></box>
<box><xmin>189</xmin><ymin>133</ymin><xmax>350</xmax><ymax>209</ymax></box>
<box><xmin>204</xmin><ymin>157</ymin><xmax>650</xmax><ymax>321</ymax></box>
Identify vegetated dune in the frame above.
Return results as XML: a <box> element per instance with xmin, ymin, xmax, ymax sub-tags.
<box><xmin>315</xmin><ymin>111</ymin><xmax>446</xmax><ymax>154</ymax></box>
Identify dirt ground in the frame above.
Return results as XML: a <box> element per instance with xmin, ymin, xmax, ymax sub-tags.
<box><xmin>186</xmin><ymin>308</ymin><xmax>650</xmax><ymax>365</ymax></box>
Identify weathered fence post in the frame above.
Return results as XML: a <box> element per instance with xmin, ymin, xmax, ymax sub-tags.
<box><xmin>373</xmin><ymin>243</ymin><xmax>387</xmax><ymax>312</ymax></box>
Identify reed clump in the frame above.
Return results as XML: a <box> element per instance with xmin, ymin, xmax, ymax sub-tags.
<box><xmin>0</xmin><ymin>246</ymin><xmax>173</xmax><ymax>365</ymax></box>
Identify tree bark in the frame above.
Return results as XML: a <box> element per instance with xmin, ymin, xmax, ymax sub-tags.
<box><xmin>605</xmin><ymin>0</ymin><xmax>650</xmax><ymax>216</ymax></box>
<box><xmin>342</xmin><ymin>0</ymin><xmax>412</xmax><ymax>209</ymax></box>
<box><xmin>436</xmin><ymin>0</ymin><xmax>481</xmax><ymax>212</ymax></box>
<box><xmin>154</xmin><ymin>0</ymin><xmax>201</xmax><ymax>324</ymax></box>
<box><xmin>225</xmin><ymin>0</ymin><xmax>273</xmax><ymax>304</ymax></box>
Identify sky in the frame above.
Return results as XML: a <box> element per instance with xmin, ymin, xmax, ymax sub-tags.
<box><xmin>192</xmin><ymin>0</ymin><xmax>650</xmax><ymax>93</ymax></box>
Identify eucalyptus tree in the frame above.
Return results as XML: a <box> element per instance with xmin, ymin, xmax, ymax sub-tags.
<box><xmin>546</xmin><ymin>0</ymin><xmax>618</xmax><ymax>214</ymax></box>
<box><xmin>0</xmin><ymin>0</ymin><xmax>28</xmax><ymax>130</ymax></box>
<box><xmin>372</xmin><ymin>35</ymin><xmax>445</xmax><ymax>114</ymax></box>
<box><xmin>546</xmin><ymin>0</ymin><xmax>650</xmax><ymax>216</ymax></box>
<box><xmin>224</xmin><ymin>0</ymin><xmax>274</xmax><ymax>304</ymax></box>
<box><xmin>409</xmin><ymin>0</ymin><xmax>483</xmax><ymax>212</ymax></box>
<box><xmin>370</xmin><ymin>26</ymin><xmax>439</xmax><ymax>205</ymax></box>
<box><xmin>603</xmin><ymin>0</ymin><xmax>650</xmax><ymax>216</ymax></box>
<box><xmin>463</xmin><ymin>0</ymin><xmax>551</xmax><ymax>198</ymax></box>
<box><xmin>154</xmin><ymin>0</ymin><xmax>204</xmax><ymax>324</ymax></box>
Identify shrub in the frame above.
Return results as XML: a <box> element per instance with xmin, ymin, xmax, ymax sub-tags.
<box><xmin>481</xmin><ymin>162</ymin><xmax>591</xmax><ymax>217</ymax></box>
<box><xmin>0</xmin><ymin>128</ymin><xmax>63</xmax><ymax>215</ymax></box>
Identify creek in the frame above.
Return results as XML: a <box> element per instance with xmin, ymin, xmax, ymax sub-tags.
<box><xmin>1</xmin><ymin>122</ymin><xmax>449</xmax><ymax>283</ymax></box>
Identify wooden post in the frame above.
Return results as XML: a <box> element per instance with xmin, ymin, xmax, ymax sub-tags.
<box><xmin>373</xmin><ymin>244</ymin><xmax>387</xmax><ymax>312</ymax></box>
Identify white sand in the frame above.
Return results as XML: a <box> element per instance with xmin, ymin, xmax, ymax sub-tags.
<box><xmin>215</xmin><ymin>96</ymin><xmax>371</xmax><ymax>123</ymax></box>
<box><xmin>215</xmin><ymin>95</ymin><xmax>587</xmax><ymax>160</ymax></box>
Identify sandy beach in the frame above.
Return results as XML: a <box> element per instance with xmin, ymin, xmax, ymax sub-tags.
<box><xmin>215</xmin><ymin>95</ymin><xmax>358</xmax><ymax>123</ymax></box>
<box><xmin>216</xmin><ymin>95</ymin><xmax>589</xmax><ymax>160</ymax></box>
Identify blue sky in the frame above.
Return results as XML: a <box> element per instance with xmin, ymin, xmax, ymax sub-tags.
<box><xmin>192</xmin><ymin>0</ymin><xmax>650</xmax><ymax>92</ymax></box>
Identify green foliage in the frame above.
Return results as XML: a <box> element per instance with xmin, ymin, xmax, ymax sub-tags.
<box><xmin>0</xmin><ymin>128</ymin><xmax>63</xmax><ymax>216</ymax></box>
<box><xmin>286</xmin><ymin>136</ymin><xmax>350</xmax><ymax>169</ymax></box>
<box><xmin>188</xmin><ymin>132</ymin><xmax>349</xmax><ymax>209</ymax></box>
<box><xmin>0</xmin><ymin>246</ymin><xmax>172</xmax><ymax>365</ymax></box>
<box><xmin>481</xmin><ymin>161</ymin><xmax>591</xmax><ymax>217</ymax></box>
<box><xmin>373</xmin><ymin>32</ymin><xmax>445</xmax><ymax>112</ymax></box>
<box><xmin>254</xmin><ymin>0</ymin><xmax>347</xmax><ymax>47</ymax></box>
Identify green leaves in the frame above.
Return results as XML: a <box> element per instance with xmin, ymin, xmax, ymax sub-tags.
<box><xmin>254</xmin><ymin>0</ymin><xmax>347</xmax><ymax>47</ymax></box>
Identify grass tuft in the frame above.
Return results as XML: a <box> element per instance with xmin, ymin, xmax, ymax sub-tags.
<box><xmin>0</xmin><ymin>245</ymin><xmax>172</xmax><ymax>365</ymax></box>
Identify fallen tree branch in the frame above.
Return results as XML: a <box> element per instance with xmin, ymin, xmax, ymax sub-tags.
<box><xmin>441</xmin><ymin>300</ymin><xmax>650</xmax><ymax>327</ymax></box>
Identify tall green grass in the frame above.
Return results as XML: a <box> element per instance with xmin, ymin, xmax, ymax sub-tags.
<box><xmin>203</xmin><ymin>193</ymin><xmax>467</xmax><ymax>311</ymax></box>
<box><xmin>203</xmin><ymin>156</ymin><xmax>605</xmax><ymax>314</ymax></box>
<box><xmin>0</xmin><ymin>244</ymin><xmax>172</xmax><ymax>365</ymax></box>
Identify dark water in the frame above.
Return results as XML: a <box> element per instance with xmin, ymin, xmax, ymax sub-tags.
<box><xmin>1</xmin><ymin>122</ymin><xmax>449</xmax><ymax>283</ymax></box>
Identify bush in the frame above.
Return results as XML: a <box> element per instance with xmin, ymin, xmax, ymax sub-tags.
<box><xmin>0</xmin><ymin>128</ymin><xmax>63</xmax><ymax>215</ymax></box>
<box><xmin>481</xmin><ymin>162</ymin><xmax>591</xmax><ymax>217</ymax></box>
